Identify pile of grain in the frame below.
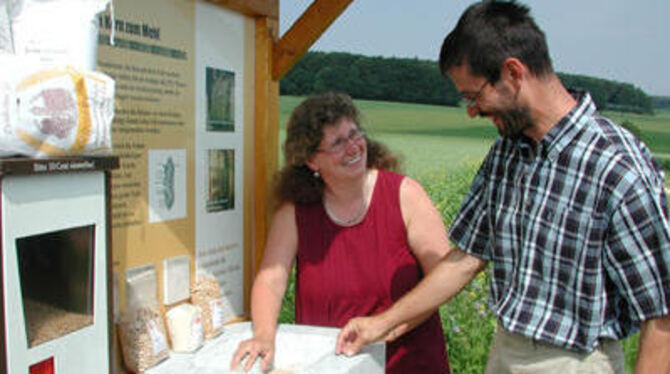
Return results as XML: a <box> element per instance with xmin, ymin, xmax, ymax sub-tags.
<box><xmin>24</xmin><ymin>299</ymin><xmax>93</xmax><ymax>347</ymax></box>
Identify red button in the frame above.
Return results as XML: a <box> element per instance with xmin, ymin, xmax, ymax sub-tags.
<box><xmin>29</xmin><ymin>357</ymin><xmax>54</xmax><ymax>374</ymax></box>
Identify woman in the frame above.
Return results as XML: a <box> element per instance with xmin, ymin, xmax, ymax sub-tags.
<box><xmin>231</xmin><ymin>92</ymin><xmax>451</xmax><ymax>373</ymax></box>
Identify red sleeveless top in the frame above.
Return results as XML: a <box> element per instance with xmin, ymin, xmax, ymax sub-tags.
<box><xmin>295</xmin><ymin>170</ymin><xmax>450</xmax><ymax>374</ymax></box>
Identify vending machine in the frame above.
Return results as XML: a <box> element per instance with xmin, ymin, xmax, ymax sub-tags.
<box><xmin>0</xmin><ymin>156</ymin><xmax>118</xmax><ymax>374</ymax></box>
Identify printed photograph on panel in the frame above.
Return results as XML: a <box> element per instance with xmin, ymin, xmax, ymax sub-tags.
<box><xmin>148</xmin><ymin>149</ymin><xmax>187</xmax><ymax>223</ymax></box>
<box><xmin>207</xmin><ymin>149</ymin><xmax>234</xmax><ymax>212</ymax></box>
<box><xmin>206</xmin><ymin>67</ymin><xmax>235</xmax><ymax>131</ymax></box>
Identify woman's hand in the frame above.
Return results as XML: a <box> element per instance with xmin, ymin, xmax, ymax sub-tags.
<box><xmin>230</xmin><ymin>335</ymin><xmax>275</xmax><ymax>372</ymax></box>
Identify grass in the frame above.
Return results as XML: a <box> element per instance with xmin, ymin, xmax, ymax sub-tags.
<box><xmin>604</xmin><ymin>109</ymin><xmax>670</xmax><ymax>155</ymax></box>
<box><xmin>277</xmin><ymin>96</ymin><xmax>670</xmax><ymax>373</ymax></box>
<box><xmin>422</xmin><ymin>165</ymin><xmax>497</xmax><ymax>372</ymax></box>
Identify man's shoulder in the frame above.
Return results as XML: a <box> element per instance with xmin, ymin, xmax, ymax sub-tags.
<box><xmin>578</xmin><ymin>113</ymin><xmax>663</xmax><ymax>191</ymax></box>
<box><xmin>576</xmin><ymin>114</ymin><xmax>644</xmax><ymax>160</ymax></box>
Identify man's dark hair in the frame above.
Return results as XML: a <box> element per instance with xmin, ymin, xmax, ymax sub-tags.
<box><xmin>439</xmin><ymin>1</ymin><xmax>553</xmax><ymax>82</ymax></box>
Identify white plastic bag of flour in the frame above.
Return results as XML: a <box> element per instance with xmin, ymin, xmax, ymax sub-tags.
<box><xmin>165</xmin><ymin>303</ymin><xmax>204</xmax><ymax>353</ymax></box>
<box><xmin>0</xmin><ymin>55</ymin><xmax>114</xmax><ymax>157</ymax></box>
<box><xmin>6</xmin><ymin>0</ymin><xmax>110</xmax><ymax>70</ymax></box>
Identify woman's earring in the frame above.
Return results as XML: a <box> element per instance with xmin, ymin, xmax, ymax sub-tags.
<box><xmin>313</xmin><ymin>170</ymin><xmax>320</xmax><ymax>178</ymax></box>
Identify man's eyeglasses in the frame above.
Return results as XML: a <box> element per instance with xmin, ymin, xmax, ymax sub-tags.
<box><xmin>318</xmin><ymin>129</ymin><xmax>366</xmax><ymax>155</ymax></box>
<box><xmin>462</xmin><ymin>80</ymin><xmax>490</xmax><ymax>108</ymax></box>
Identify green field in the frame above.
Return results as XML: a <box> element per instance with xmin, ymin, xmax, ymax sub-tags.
<box><xmin>278</xmin><ymin>95</ymin><xmax>670</xmax><ymax>373</ymax></box>
<box><xmin>281</xmin><ymin>96</ymin><xmax>670</xmax><ymax>180</ymax></box>
<box><xmin>604</xmin><ymin>109</ymin><xmax>670</xmax><ymax>156</ymax></box>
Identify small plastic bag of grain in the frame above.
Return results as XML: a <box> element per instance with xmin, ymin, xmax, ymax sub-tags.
<box><xmin>118</xmin><ymin>265</ymin><xmax>169</xmax><ymax>373</ymax></box>
<box><xmin>118</xmin><ymin>307</ymin><xmax>169</xmax><ymax>373</ymax></box>
<box><xmin>165</xmin><ymin>303</ymin><xmax>204</xmax><ymax>353</ymax></box>
<box><xmin>190</xmin><ymin>272</ymin><xmax>225</xmax><ymax>340</ymax></box>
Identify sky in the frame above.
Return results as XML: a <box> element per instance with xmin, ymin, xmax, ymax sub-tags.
<box><xmin>280</xmin><ymin>0</ymin><xmax>670</xmax><ymax>96</ymax></box>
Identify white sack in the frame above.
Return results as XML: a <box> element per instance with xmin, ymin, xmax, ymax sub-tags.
<box><xmin>0</xmin><ymin>55</ymin><xmax>115</xmax><ymax>157</ymax></box>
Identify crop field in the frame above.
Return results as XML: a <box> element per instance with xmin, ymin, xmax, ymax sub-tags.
<box><xmin>278</xmin><ymin>96</ymin><xmax>670</xmax><ymax>373</ymax></box>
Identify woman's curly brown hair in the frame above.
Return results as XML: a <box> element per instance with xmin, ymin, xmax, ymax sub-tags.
<box><xmin>274</xmin><ymin>92</ymin><xmax>400</xmax><ymax>205</ymax></box>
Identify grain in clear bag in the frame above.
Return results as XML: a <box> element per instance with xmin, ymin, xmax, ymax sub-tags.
<box><xmin>118</xmin><ymin>265</ymin><xmax>169</xmax><ymax>373</ymax></box>
<box><xmin>190</xmin><ymin>272</ymin><xmax>225</xmax><ymax>340</ymax></box>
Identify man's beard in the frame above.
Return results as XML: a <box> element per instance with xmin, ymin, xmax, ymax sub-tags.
<box><xmin>483</xmin><ymin>105</ymin><xmax>534</xmax><ymax>139</ymax></box>
<box><xmin>498</xmin><ymin>106</ymin><xmax>534</xmax><ymax>139</ymax></box>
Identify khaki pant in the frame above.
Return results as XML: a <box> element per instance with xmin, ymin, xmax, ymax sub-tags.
<box><xmin>485</xmin><ymin>325</ymin><xmax>626</xmax><ymax>374</ymax></box>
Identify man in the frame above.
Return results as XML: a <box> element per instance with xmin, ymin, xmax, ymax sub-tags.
<box><xmin>335</xmin><ymin>2</ymin><xmax>670</xmax><ymax>373</ymax></box>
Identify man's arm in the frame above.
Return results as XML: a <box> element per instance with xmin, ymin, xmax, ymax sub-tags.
<box><xmin>635</xmin><ymin>314</ymin><xmax>670</xmax><ymax>374</ymax></box>
<box><xmin>335</xmin><ymin>247</ymin><xmax>486</xmax><ymax>356</ymax></box>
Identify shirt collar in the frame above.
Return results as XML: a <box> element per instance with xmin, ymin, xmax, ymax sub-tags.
<box><xmin>513</xmin><ymin>90</ymin><xmax>597</xmax><ymax>162</ymax></box>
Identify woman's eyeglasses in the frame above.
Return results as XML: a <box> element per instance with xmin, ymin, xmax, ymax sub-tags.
<box><xmin>318</xmin><ymin>129</ymin><xmax>366</xmax><ymax>155</ymax></box>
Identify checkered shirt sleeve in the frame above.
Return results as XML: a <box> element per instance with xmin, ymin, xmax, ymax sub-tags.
<box><xmin>449</xmin><ymin>153</ymin><xmax>493</xmax><ymax>261</ymax></box>
<box><xmin>604</xmin><ymin>170</ymin><xmax>670</xmax><ymax>323</ymax></box>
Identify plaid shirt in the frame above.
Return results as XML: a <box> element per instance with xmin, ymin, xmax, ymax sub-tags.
<box><xmin>449</xmin><ymin>91</ymin><xmax>670</xmax><ymax>352</ymax></box>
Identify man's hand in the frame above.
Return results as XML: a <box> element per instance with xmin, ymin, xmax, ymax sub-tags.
<box><xmin>635</xmin><ymin>314</ymin><xmax>670</xmax><ymax>374</ymax></box>
<box><xmin>336</xmin><ymin>315</ymin><xmax>391</xmax><ymax>357</ymax></box>
<box><xmin>336</xmin><ymin>248</ymin><xmax>486</xmax><ymax>357</ymax></box>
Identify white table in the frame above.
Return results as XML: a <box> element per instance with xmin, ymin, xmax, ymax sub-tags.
<box><xmin>146</xmin><ymin>322</ymin><xmax>385</xmax><ymax>374</ymax></box>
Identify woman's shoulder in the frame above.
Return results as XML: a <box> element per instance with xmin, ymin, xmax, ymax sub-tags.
<box><xmin>378</xmin><ymin>169</ymin><xmax>424</xmax><ymax>191</ymax></box>
<box><xmin>273</xmin><ymin>201</ymin><xmax>296</xmax><ymax>219</ymax></box>
<box><xmin>377</xmin><ymin>168</ymin><xmax>407</xmax><ymax>185</ymax></box>
<box><xmin>399</xmin><ymin>175</ymin><xmax>428</xmax><ymax>202</ymax></box>
<box><xmin>378</xmin><ymin>168</ymin><xmax>404</xmax><ymax>178</ymax></box>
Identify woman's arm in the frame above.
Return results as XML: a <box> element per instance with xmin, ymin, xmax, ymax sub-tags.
<box><xmin>386</xmin><ymin>176</ymin><xmax>451</xmax><ymax>341</ymax></box>
<box><xmin>231</xmin><ymin>203</ymin><xmax>298</xmax><ymax>371</ymax></box>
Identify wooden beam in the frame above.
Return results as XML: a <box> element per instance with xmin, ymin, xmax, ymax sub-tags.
<box><xmin>253</xmin><ymin>17</ymin><xmax>279</xmax><ymax>281</ymax></box>
<box><xmin>272</xmin><ymin>0</ymin><xmax>354</xmax><ymax>80</ymax></box>
<box><xmin>206</xmin><ymin>0</ymin><xmax>277</xmax><ymax>18</ymax></box>
<box><xmin>242</xmin><ymin>16</ymin><xmax>255</xmax><ymax>319</ymax></box>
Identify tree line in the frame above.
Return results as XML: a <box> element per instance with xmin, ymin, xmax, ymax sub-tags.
<box><xmin>281</xmin><ymin>51</ymin><xmax>654</xmax><ymax>114</ymax></box>
<box><xmin>652</xmin><ymin>96</ymin><xmax>670</xmax><ymax>110</ymax></box>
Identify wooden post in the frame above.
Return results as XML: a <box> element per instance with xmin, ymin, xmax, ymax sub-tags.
<box><xmin>253</xmin><ymin>17</ymin><xmax>279</xmax><ymax>284</ymax></box>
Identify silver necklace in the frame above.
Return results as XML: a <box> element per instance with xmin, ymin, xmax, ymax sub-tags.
<box><xmin>324</xmin><ymin>172</ymin><xmax>370</xmax><ymax>226</ymax></box>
